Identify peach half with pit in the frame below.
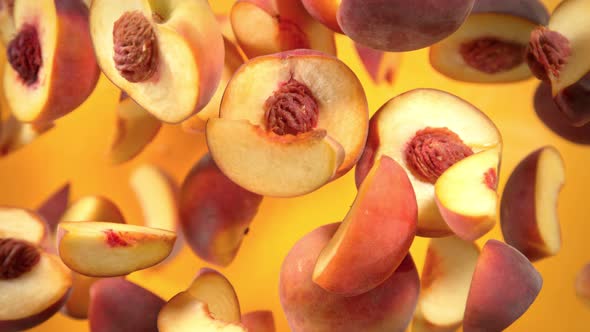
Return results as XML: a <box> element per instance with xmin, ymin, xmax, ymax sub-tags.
<box><xmin>4</xmin><ymin>0</ymin><xmax>99</xmax><ymax>124</ymax></box>
<box><xmin>90</xmin><ymin>0</ymin><xmax>224</xmax><ymax>123</ymax></box>
<box><xmin>430</xmin><ymin>0</ymin><xmax>549</xmax><ymax>83</ymax></box>
<box><xmin>207</xmin><ymin>50</ymin><xmax>368</xmax><ymax>197</ymax></box>
<box><xmin>0</xmin><ymin>207</ymin><xmax>48</xmax><ymax>245</ymax></box>
<box><xmin>356</xmin><ymin>89</ymin><xmax>502</xmax><ymax>237</ymax></box>
<box><xmin>230</xmin><ymin>0</ymin><xmax>336</xmax><ymax>58</ymax></box>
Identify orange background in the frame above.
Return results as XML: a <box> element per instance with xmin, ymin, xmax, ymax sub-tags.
<box><xmin>1</xmin><ymin>0</ymin><xmax>588</xmax><ymax>331</ymax></box>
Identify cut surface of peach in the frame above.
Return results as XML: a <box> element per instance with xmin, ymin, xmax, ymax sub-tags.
<box><xmin>435</xmin><ymin>148</ymin><xmax>500</xmax><ymax>241</ymax></box>
<box><xmin>186</xmin><ymin>268</ymin><xmax>241</xmax><ymax>324</ymax></box>
<box><xmin>0</xmin><ymin>207</ymin><xmax>47</xmax><ymax>244</ymax></box>
<box><xmin>57</xmin><ymin>221</ymin><xmax>176</xmax><ymax>277</ymax></box>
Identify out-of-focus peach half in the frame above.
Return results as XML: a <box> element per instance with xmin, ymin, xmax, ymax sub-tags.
<box><xmin>501</xmin><ymin>146</ymin><xmax>565</xmax><ymax>262</ymax></box>
<box><xmin>0</xmin><ymin>116</ymin><xmax>54</xmax><ymax>156</ymax></box>
<box><xmin>313</xmin><ymin>156</ymin><xmax>417</xmax><ymax>296</ymax></box>
<box><xmin>354</xmin><ymin>42</ymin><xmax>401</xmax><ymax>85</ymax></box>
<box><xmin>208</xmin><ymin>50</ymin><xmax>368</xmax><ymax>197</ymax></box>
<box><xmin>0</xmin><ymin>207</ymin><xmax>47</xmax><ymax>245</ymax></box>
<box><xmin>356</xmin><ymin>89</ymin><xmax>501</xmax><ymax>237</ymax></box>
<box><xmin>301</xmin><ymin>0</ymin><xmax>342</xmax><ymax>33</ymax></box>
<box><xmin>241</xmin><ymin>311</ymin><xmax>275</xmax><ymax>332</ymax></box>
<box><xmin>57</xmin><ymin>221</ymin><xmax>176</xmax><ymax>277</ymax></box>
<box><xmin>430</xmin><ymin>0</ymin><xmax>549</xmax><ymax>83</ymax></box>
<box><xmin>413</xmin><ymin>236</ymin><xmax>479</xmax><ymax>332</ymax></box>
<box><xmin>4</xmin><ymin>0</ymin><xmax>99</xmax><ymax>124</ymax></box>
<box><xmin>0</xmin><ymin>0</ymin><xmax>15</xmax><ymax>45</ymax></box>
<box><xmin>109</xmin><ymin>92</ymin><xmax>161</xmax><ymax>164</ymax></box>
<box><xmin>90</xmin><ymin>0</ymin><xmax>224</xmax><ymax>123</ymax></box>
<box><xmin>435</xmin><ymin>148</ymin><xmax>500</xmax><ymax>241</ymax></box>
<box><xmin>576</xmin><ymin>263</ymin><xmax>590</xmax><ymax>305</ymax></box>
<box><xmin>230</xmin><ymin>0</ymin><xmax>336</xmax><ymax>58</ymax></box>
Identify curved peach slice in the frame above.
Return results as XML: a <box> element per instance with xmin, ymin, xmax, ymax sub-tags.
<box><xmin>413</xmin><ymin>236</ymin><xmax>479</xmax><ymax>332</ymax></box>
<box><xmin>576</xmin><ymin>263</ymin><xmax>590</xmax><ymax>305</ymax></box>
<box><xmin>313</xmin><ymin>156</ymin><xmax>417</xmax><ymax>296</ymax></box>
<box><xmin>0</xmin><ymin>0</ymin><xmax>16</xmax><ymax>45</ymax></box>
<box><xmin>4</xmin><ymin>0</ymin><xmax>99</xmax><ymax>124</ymax></box>
<box><xmin>435</xmin><ymin>148</ymin><xmax>500</xmax><ymax>241</ymax></box>
<box><xmin>207</xmin><ymin>118</ymin><xmax>344</xmax><ymax>197</ymax></box>
<box><xmin>463</xmin><ymin>240</ymin><xmax>542</xmax><ymax>332</ymax></box>
<box><xmin>354</xmin><ymin>42</ymin><xmax>401</xmax><ymax>85</ymax></box>
<box><xmin>57</xmin><ymin>221</ymin><xmax>176</xmax><ymax>277</ymax></box>
<box><xmin>0</xmin><ymin>207</ymin><xmax>47</xmax><ymax>245</ymax></box>
<box><xmin>180</xmin><ymin>154</ymin><xmax>262</xmax><ymax>266</ymax></box>
<box><xmin>90</xmin><ymin>0</ymin><xmax>224</xmax><ymax>123</ymax></box>
<box><xmin>301</xmin><ymin>0</ymin><xmax>342</xmax><ymax>33</ymax></box>
<box><xmin>356</xmin><ymin>89</ymin><xmax>502</xmax><ymax>237</ymax></box>
<box><xmin>500</xmin><ymin>146</ymin><xmax>565</xmax><ymax>262</ymax></box>
<box><xmin>109</xmin><ymin>93</ymin><xmax>161</xmax><ymax>164</ymax></box>
<box><xmin>241</xmin><ymin>311</ymin><xmax>275</xmax><ymax>332</ymax></box>
<box><xmin>430</xmin><ymin>0</ymin><xmax>549</xmax><ymax>83</ymax></box>
<box><xmin>0</xmin><ymin>116</ymin><xmax>54</xmax><ymax>156</ymax></box>
<box><xmin>230</xmin><ymin>0</ymin><xmax>336</xmax><ymax>58</ymax></box>
<box><xmin>36</xmin><ymin>183</ymin><xmax>70</xmax><ymax>236</ymax></box>
<box><xmin>89</xmin><ymin>277</ymin><xmax>165</xmax><ymax>332</ymax></box>
<box><xmin>281</xmin><ymin>223</ymin><xmax>420</xmax><ymax>332</ymax></box>
<box><xmin>186</xmin><ymin>268</ymin><xmax>241</xmax><ymax>324</ymax></box>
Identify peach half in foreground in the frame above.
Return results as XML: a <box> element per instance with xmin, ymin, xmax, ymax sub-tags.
<box><xmin>207</xmin><ymin>49</ymin><xmax>368</xmax><ymax>197</ymax></box>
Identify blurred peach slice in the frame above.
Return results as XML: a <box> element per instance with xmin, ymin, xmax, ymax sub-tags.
<box><xmin>36</xmin><ymin>183</ymin><xmax>70</xmax><ymax>236</ymax></box>
<box><xmin>354</xmin><ymin>43</ymin><xmax>401</xmax><ymax>85</ymax></box>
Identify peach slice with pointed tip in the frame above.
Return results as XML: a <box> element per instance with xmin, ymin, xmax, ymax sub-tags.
<box><xmin>241</xmin><ymin>311</ymin><xmax>275</xmax><ymax>332</ymax></box>
<box><xmin>500</xmin><ymin>146</ymin><xmax>565</xmax><ymax>262</ymax></box>
<box><xmin>57</xmin><ymin>221</ymin><xmax>176</xmax><ymax>277</ymax></box>
<box><xmin>89</xmin><ymin>277</ymin><xmax>165</xmax><ymax>332</ymax></box>
<box><xmin>186</xmin><ymin>268</ymin><xmax>241</xmax><ymax>324</ymax></box>
<box><xmin>0</xmin><ymin>116</ymin><xmax>54</xmax><ymax>156</ymax></box>
<box><xmin>576</xmin><ymin>263</ymin><xmax>590</xmax><ymax>305</ymax></box>
<box><xmin>0</xmin><ymin>207</ymin><xmax>47</xmax><ymax>245</ymax></box>
<box><xmin>435</xmin><ymin>148</ymin><xmax>500</xmax><ymax>241</ymax></box>
<box><xmin>313</xmin><ymin>156</ymin><xmax>417</xmax><ymax>296</ymax></box>
<box><xmin>90</xmin><ymin>0</ymin><xmax>224</xmax><ymax>123</ymax></box>
<box><xmin>36</xmin><ymin>183</ymin><xmax>70</xmax><ymax>236</ymax></box>
<box><xmin>463</xmin><ymin>240</ymin><xmax>542</xmax><ymax>332</ymax></box>
<box><xmin>354</xmin><ymin>42</ymin><xmax>401</xmax><ymax>85</ymax></box>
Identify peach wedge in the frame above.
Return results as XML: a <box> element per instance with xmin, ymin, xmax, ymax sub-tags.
<box><xmin>241</xmin><ymin>311</ymin><xmax>276</xmax><ymax>332</ymax></box>
<box><xmin>36</xmin><ymin>183</ymin><xmax>70</xmax><ymax>236</ymax></box>
<box><xmin>230</xmin><ymin>0</ymin><xmax>336</xmax><ymax>58</ymax></box>
<box><xmin>207</xmin><ymin>50</ymin><xmax>368</xmax><ymax>197</ymax></box>
<box><xmin>463</xmin><ymin>240</ymin><xmax>542</xmax><ymax>332</ymax></box>
<box><xmin>5</xmin><ymin>0</ymin><xmax>99</xmax><ymax>124</ymax></box>
<box><xmin>57</xmin><ymin>221</ymin><xmax>176</xmax><ymax>277</ymax></box>
<box><xmin>90</xmin><ymin>0</ymin><xmax>224</xmax><ymax>123</ymax></box>
<box><xmin>313</xmin><ymin>156</ymin><xmax>417</xmax><ymax>296</ymax></box>
<box><xmin>356</xmin><ymin>89</ymin><xmax>502</xmax><ymax>237</ymax></box>
<box><xmin>430</xmin><ymin>0</ymin><xmax>549</xmax><ymax>83</ymax></box>
<box><xmin>500</xmin><ymin>146</ymin><xmax>565</xmax><ymax>261</ymax></box>
<box><xmin>281</xmin><ymin>223</ymin><xmax>419</xmax><ymax>332</ymax></box>
<box><xmin>354</xmin><ymin>42</ymin><xmax>401</xmax><ymax>85</ymax></box>
<box><xmin>180</xmin><ymin>154</ymin><xmax>262</xmax><ymax>266</ymax></box>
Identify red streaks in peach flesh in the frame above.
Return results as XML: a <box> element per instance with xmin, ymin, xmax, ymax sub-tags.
<box><xmin>264</xmin><ymin>78</ymin><xmax>319</xmax><ymax>135</ymax></box>
<box><xmin>7</xmin><ymin>24</ymin><xmax>42</xmax><ymax>86</ymax></box>
<box><xmin>484</xmin><ymin>168</ymin><xmax>498</xmax><ymax>190</ymax></box>
<box><xmin>460</xmin><ymin>37</ymin><xmax>526</xmax><ymax>74</ymax></box>
<box><xmin>526</xmin><ymin>27</ymin><xmax>571</xmax><ymax>81</ymax></box>
<box><xmin>104</xmin><ymin>230</ymin><xmax>130</xmax><ymax>247</ymax></box>
<box><xmin>277</xmin><ymin>17</ymin><xmax>310</xmax><ymax>50</ymax></box>
<box><xmin>405</xmin><ymin>127</ymin><xmax>474</xmax><ymax>184</ymax></box>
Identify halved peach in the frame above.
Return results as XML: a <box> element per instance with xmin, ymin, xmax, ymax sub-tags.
<box><xmin>57</xmin><ymin>221</ymin><xmax>176</xmax><ymax>277</ymax></box>
<box><xmin>241</xmin><ymin>311</ymin><xmax>275</xmax><ymax>332</ymax></box>
<box><xmin>413</xmin><ymin>236</ymin><xmax>479</xmax><ymax>332</ymax></box>
<box><xmin>430</xmin><ymin>0</ymin><xmax>549</xmax><ymax>83</ymax></box>
<box><xmin>180</xmin><ymin>154</ymin><xmax>262</xmax><ymax>266</ymax></box>
<box><xmin>186</xmin><ymin>268</ymin><xmax>242</xmax><ymax>324</ymax></box>
<box><xmin>463</xmin><ymin>240</ymin><xmax>542</xmax><ymax>331</ymax></box>
<box><xmin>500</xmin><ymin>146</ymin><xmax>565</xmax><ymax>261</ymax></box>
<box><xmin>109</xmin><ymin>92</ymin><xmax>161</xmax><ymax>164</ymax></box>
<box><xmin>356</xmin><ymin>89</ymin><xmax>502</xmax><ymax>237</ymax></box>
<box><xmin>0</xmin><ymin>207</ymin><xmax>47</xmax><ymax>245</ymax></box>
<box><xmin>313</xmin><ymin>156</ymin><xmax>417</xmax><ymax>296</ymax></box>
<box><xmin>0</xmin><ymin>116</ymin><xmax>54</xmax><ymax>156</ymax></box>
<box><xmin>230</xmin><ymin>0</ymin><xmax>336</xmax><ymax>58</ymax></box>
<box><xmin>354</xmin><ymin>42</ymin><xmax>401</xmax><ymax>85</ymax></box>
<box><xmin>435</xmin><ymin>148</ymin><xmax>500</xmax><ymax>241</ymax></box>
<box><xmin>576</xmin><ymin>263</ymin><xmax>590</xmax><ymax>305</ymax></box>
<box><xmin>280</xmin><ymin>223</ymin><xmax>420</xmax><ymax>332</ymax></box>
<box><xmin>0</xmin><ymin>0</ymin><xmax>16</xmax><ymax>44</ymax></box>
<box><xmin>36</xmin><ymin>183</ymin><xmax>70</xmax><ymax>236</ymax></box>
<box><xmin>89</xmin><ymin>277</ymin><xmax>165</xmax><ymax>332</ymax></box>
<box><xmin>208</xmin><ymin>50</ymin><xmax>368</xmax><ymax>197</ymax></box>
<box><xmin>4</xmin><ymin>0</ymin><xmax>99</xmax><ymax>124</ymax></box>
<box><xmin>90</xmin><ymin>0</ymin><xmax>224</xmax><ymax>123</ymax></box>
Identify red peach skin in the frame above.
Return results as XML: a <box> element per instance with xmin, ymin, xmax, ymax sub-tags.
<box><xmin>241</xmin><ymin>311</ymin><xmax>276</xmax><ymax>332</ymax></box>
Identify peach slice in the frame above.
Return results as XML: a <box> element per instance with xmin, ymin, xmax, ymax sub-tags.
<box><xmin>430</xmin><ymin>0</ymin><xmax>549</xmax><ymax>83</ymax></box>
<box><xmin>280</xmin><ymin>223</ymin><xmax>420</xmax><ymax>332</ymax></box>
<box><xmin>576</xmin><ymin>263</ymin><xmax>590</xmax><ymax>305</ymax></box>
<box><xmin>109</xmin><ymin>92</ymin><xmax>161</xmax><ymax>164</ymax></box>
<box><xmin>356</xmin><ymin>89</ymin><xmax>502</xmax><ymax>237</ymax></box>
<box><xmin>241</xmin><ymin>311</ymin><xmax>275</xmax><ymax>332</ymax></box>
<box><xmin>0</xmin><ymin>116</ymin><xmax>54</xmax><ymax>156</ymax></box>
<box><xmin>0</xmin><ymin>207</ymin><xmax>47</xmax><ymax>245</ymax></box>
<box><xmin>230</xmin><ymin>0</ymin><xmax>336</xmax><ymax>58</ymax></box>
<box><xmin>413</xmin><ymin>236</ymin><xmax>479</xmax><ymax>332</ymax></box>
<box><xmin>89</xmin><ymin>277</ymin><xmax>165</xmax><ymax>332</ymax></box>
<box><xmin>90</xmin><ymin>0</ymin><xmax>224</xmax><ymax>123</ymax></box>
<box><xmin>4</xmin><ymin>0</ymin><xmax>99</xmax><ymax>124</ymax></box>
<box><xmin>57</xmin><ymin>221</ymin><xmax>176</xmax><ymax>277</ymax></box>
<box><xmin>435</xmin><ymin>148</ymin><xmax>500</xmax><ymax>241</ymax></box>
<box><xmin>208</xmin><ymin>50</ymin><xmax>368</xmax><ymax>197</ymax></box>
<box><xmin>36</xmin><ymin>183</ymin><xmax>70</xmax><ymax>236</ymax></box>
<box><xmin>500</xmin><ymin>146</ymin><xmax>565</xmax><ymax>262</ymax></box>
<box><xmin>313</xmin><ymin>156</ymin><xmax>417</xmax><ymax>296</ymax></box>
<box><xmin>186</xmin><ymin>268</ymin><xmax>242</xmax><ymax>324</ymax></box>
<box><xmin>354</xmin><ymin>42</ymin><xmax>401</xmax><ymax>85</ymax></box>
<box><xmin>180</xmin><ymin>154</ymin><xmax>262</xmax><ymax>266</ymax></box>
<box><xmin>301</xmin><ymin>0</ymin><xmax>342</xmax><ymax>33</ymax></box>
<box><xmin>463</xmin><ymin>240</ymin><xmax>542</xmax><ymax>332</ymax></box>
<box><xmin>0</xmin><ymin>0</ymin><xmax>16</xmax><ymax>44</ymax></box>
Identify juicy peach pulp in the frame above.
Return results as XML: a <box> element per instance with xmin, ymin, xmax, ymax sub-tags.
<box><xmin>90</xmin><ymin>0</ymin><xmax>224</xmax><ymax>123</ymax></box>
<box><xmin>354</xmin><ymin>42</ymin><xmax>400</xmax><ymax>85</ymax></box>
<box><xmin>356</xmin><ymin>89</ymin><xmax>501</xmax><ymax>237</ymax></box>
<box><xmin>207</xmin><ymin>49</ymin><xmax>368</xmax><ymax>197</ymax></box>
<box><xmin>430</xmin><ymin>0</ymin><xmax>549</xmax><ymax>83</ymax></box>
<box><xmin>230</xmin><ymin>0</ymin><xmax>336</xmax><ymax>58</ymax></box>
<box><xmin>4</xmin><ymin>0</ymin><xmax>99</xmax><ymax>124</ymax></box>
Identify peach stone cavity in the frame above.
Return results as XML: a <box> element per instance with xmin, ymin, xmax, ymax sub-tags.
<box><xmin>0</xmin><ymin>239</ymin><xmax>40</xmax><ymax>279</ymax></box>
<box><xmin>7</xmin><ymin>24</ymin><xmax>42</xmax><ymax>86</ymax></box>
<box><xmin>460</xmin><ymin>37</ymin><xmax>526</xmax><ymax>74</ymax></box>
<box><xmin>526</xmin><ymin>27</ymin><xmax>571</xmax><ymax>82</ymax></box>
<box><xmin>264</xmin><ymin>78</ymin><xmax>319</xmax><ymax>136</ymax></box>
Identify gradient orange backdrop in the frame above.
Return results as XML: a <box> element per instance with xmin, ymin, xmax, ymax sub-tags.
<box><xmin>1</xmin><ymin>0</ymin><xmax>588</xmax><ymax>331</ymax></box>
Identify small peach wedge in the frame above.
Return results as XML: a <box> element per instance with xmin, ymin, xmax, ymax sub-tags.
<box><xmin>36</xmin><ymin>183</ymin><xmax>70</xmax><ymax>236</ymax></box>
<box><xmin>241</xmin><ymin>311</ymin><xmax>275</xmax><ymax>332</ymax></box>
<box><xmin>354</xmin><ymin>42</ymin><xmax>401</xmax><ymax>85</ymax></box>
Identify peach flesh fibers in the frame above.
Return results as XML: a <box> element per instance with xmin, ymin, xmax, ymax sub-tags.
<box><xmin>264</xmin><ymin>78</ymin><xmax>319</xmax><ymax>136</ymax></box>
<box><xmin>0</xmin><ymin>238</ymin><xmax>40</xmax><ymax>279</ymax></box>
<box><xmin>526</xmin><ymin>27</ymin><xmax>571</xmax><ymax>82</ymax></box>
<box><xmin>7</xmin><ymin>24</ymin><xmax>42</xmax><ymax>86</ymax></box>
